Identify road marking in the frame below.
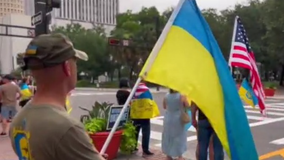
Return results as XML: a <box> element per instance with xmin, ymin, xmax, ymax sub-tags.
<box><xmin>259</xmin><ymin>148</ymin><xmax>284</xmax><ymax>160</ymax></box>
<box><xmin>245</xmin><ymin>110</ymin><xmax>284</xmax><ymax>116</ymax></box>
<box><xmin>247</xmin><ymin>115</ymin><xmax>271</xmax><ymax>121</ymax></box>
<box><xmin>270</xmin><ymin>138</ymin><xmax>284</xmax><ymax>145</ymax></box>
<box><xmin>139</xmin><ymin>130</ymin><xmax>162</xmax><ymax>141</ymax></box>
<box><xmin>154</xmin><ymin>136</ymin><xmax>197</xmax><ymax>147</ymax></box>
<box><xmin>244</xmin><ymin>105</ymin><xmax>284</xmax><ymax>112</ymax></box>
<box><xmin>249</xmin><ymin>117</ymin><xmax>284</xmax><ymax>127</ymax></box>
<box><xmin>71</xmin><ymin>92</ymin><xmax>115</xmax><ymax>96</ymax></box>
<box><xmin>152</xmin><ymin>118</ymin><xmax>284</xmax><ymax>147</ymax></box>
<box><xmin>151</xmin><ymin>118</ymin><xmax>197</xmax><ymax>132</ymax></box>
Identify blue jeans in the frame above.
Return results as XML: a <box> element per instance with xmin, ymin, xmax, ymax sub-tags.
<box><xmin>197</xmin><ymin>119</ymin><xmax>224</xmax><ymax>160</ymax></box>
<box><xmin>1</xmin><ymin>106</ymin><xmax>17</xmax><ymax>119</ymax></box>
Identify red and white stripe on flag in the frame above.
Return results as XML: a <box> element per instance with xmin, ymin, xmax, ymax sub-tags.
<box><xmin>228</xmin><ymin>16</ymin><xmax>266</xmax><ymax>114</ymax></box>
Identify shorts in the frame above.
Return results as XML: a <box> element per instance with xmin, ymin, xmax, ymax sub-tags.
<box><xmin>1</xmin><ymin>106</ymin><xmax>17</xmax><ymax>119</ymax></box>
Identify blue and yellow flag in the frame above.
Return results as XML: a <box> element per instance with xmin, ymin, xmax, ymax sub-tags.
<box><xmin>20</xmin><ymin>84</ymin><xmax>32</xmax><ymax>100</ymax></box>
<box><xmin>239</xmin><ymin>79</ymin><xmax>258</xmax><ymax>108</ymax></box>
<box><xmin>139</xmin><ymin>0</ymin><xmax>257</xmax><ymax>159</ymax></box>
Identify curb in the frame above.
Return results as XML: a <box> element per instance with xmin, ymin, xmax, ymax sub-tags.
<box><xmin>75</xmin><ymin>88</ymin><xmax>118</xmax><ymax>91</ymax></box>
<box><xmin>75</xmin><ymin>88</ymin><xmax>168</xmax><ymax>93</ymax></box>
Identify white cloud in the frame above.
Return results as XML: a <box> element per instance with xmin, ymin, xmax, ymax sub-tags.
<box><xmin>119</xmin><ymin>0</ymin><xmax>248</xmax><ymax>13</ymax></box>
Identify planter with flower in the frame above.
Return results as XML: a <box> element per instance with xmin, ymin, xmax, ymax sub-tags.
<box><xmin>80</xmin><ymin>101</ymin><xmax>137</xmax><ymax>160</ymax></box>
<box><xmin>263</xmin><ymin>82</ymin><xmax>277</xmax><ymax>97</ymax></box>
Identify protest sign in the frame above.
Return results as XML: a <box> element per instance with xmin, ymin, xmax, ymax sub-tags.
<box><xmin>106</xmin><ymin>105</ymin><xmax>130</xmax><ymax>130</ymax></box>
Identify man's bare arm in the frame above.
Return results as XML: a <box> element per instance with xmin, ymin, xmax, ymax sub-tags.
<box><xmin>191</xmin><ymin>101</ymin><xmax>198</xmax><ymax>119</ymax></box>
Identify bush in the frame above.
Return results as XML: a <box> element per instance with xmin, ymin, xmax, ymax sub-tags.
<box><xmin>99</xmin><ymin>81</ymin><xmax>118</xmax><ymax>88</ymax></box>
<box><xmin>263</xmin><ymin>81</ymin><xmax>278</xmax><ymax>89</ymax></box>
<box><xmin>77</xmin><ymin>80</ymin><xmax>96</xmax><ymax>87</ymax></box>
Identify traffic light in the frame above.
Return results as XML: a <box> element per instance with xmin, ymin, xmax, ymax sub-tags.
<box><xmin>47</xmin><ymin>0</ymin><xmax>61</xmax><ymax>8</ymax></box>
<box><xmin>46</xmin><ymin>0</ymin><xmax>61</xmax><ymax>12</ymax></box>
<box><xmin>108</xmin><ymin>38</ymin><xmax>121</xmax><ymax>46</ymax></box>
<box><xmin>34</xmin><ymin>0</ymin><xmax>61</xmax><ymax>36</ymax></box>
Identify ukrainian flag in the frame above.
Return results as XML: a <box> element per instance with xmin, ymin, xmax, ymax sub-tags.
<box><xmin>20</xmin><ymin>84</ymin><xmax>32</xmax><ymax>100</ymax></box>
<box><xmin>239</xmin><ymin>79</ymin><xmax>258</xmax><ymax>108</ymax></box>
<box><xmin>139</xmin><ymin>0</ymin><xmax>258</xmax><ymax>159</ymax></box>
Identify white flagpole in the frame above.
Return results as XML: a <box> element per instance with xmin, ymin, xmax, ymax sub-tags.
<box><xmin>228</xmin><ymin>16</ymin><xmax>238</xmax><ymax>75</ymax></box>
<box><xmin>100</xmin><ymin>0</ymin><xmax>185</xmax><ymax>155</ymax></box>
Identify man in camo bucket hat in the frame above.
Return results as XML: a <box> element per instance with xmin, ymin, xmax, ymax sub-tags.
<box><xmin>10</xmin><ymin>33</ymin><xmax>107</xmax><ymax>160</ymax></box>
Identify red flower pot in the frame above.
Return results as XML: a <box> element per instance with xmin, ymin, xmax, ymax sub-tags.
<box><xmin>264</xmin><ymin>88</ymin><xmax>276</xmax><ymax>97</ymax></box>
<box><xmin>89</xmin><ymin>130</ymin><xmax>123</xmax><ymax>160</ymax></box>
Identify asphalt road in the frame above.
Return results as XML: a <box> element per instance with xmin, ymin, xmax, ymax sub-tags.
<box><xmin>70</xmin><ymin>90</ymin><xmax>284</xmax><ymax>159</ymax></box>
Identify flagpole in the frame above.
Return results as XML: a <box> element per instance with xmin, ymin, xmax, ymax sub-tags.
<box><xmin>228</xmin><ymin>16</ymin><xmax>238</xmax><ymax>75</ymax></box>
<box><xmin>100</xmin><ymin>0</ymin><xmax>185</xmax><ymax>155</ymax></box>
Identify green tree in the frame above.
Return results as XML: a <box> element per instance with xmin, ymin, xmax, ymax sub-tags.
<box><xmin>261</xmin><ymin>0</ymin><xmax>284</xmax><ymax>84</ymax></box>
<box><xmin>52</xmin><ymin>24</ymin><xmax>113</xmax><ymax>79</ymax></box>
<box><xmin>110</xmin><ymin>7</ymin><xmax>166</xmax><ymax>81</ymax></box>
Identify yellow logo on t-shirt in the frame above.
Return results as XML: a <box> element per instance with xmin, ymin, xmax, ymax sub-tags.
<box><xmin>12</xmin><ymin>120</ymin><xmax>33</xmax><ymax>160</ymax></box>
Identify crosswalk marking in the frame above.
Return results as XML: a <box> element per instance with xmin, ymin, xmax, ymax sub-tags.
<box><xmin>247</xmin><ymin>115</ymin><xmax>271</xmax><ymax>120</ymax></box>
<box><xmin>249</xmin><ymin>117</ymin><xmax>284</xmax><ymax>127</ymax></box>
<box><xmin>270</xmin><ymin>137</ymin><xmax>284</xmax><ymax>145</ymax></box>
<box><xmin>245</xmin><ymin>110</ymin><xmax>284</xmax><ymax>116</ymax></box>
<box><xmin>151</xmin><ymin>118</ymin><xmax>197</xmax><ymax>132</ymax></box>
<box><xmin>139</xmin><ymin>130</ymin><xmax>162</xmax><ymax>141</ymax></box>
<box><xmin>141</xmin><ymin>103</ymin><xmax>284</xmax><ymax>147</ymax></box>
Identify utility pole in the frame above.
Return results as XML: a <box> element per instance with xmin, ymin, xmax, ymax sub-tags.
<box><xmin>33</xmin><ymin>0</ymin><xmax>61</xmax><ymax>36</ymax></box>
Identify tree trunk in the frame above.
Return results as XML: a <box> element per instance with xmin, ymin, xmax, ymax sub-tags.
<box><xmin>110</xmin><ymin>71</ymin><xmax>114</xmax><ymax>81</ymax></box>
<box><xmin>264</xmin><ymin>71</ymin><xmax>269</xmax><ymax>81</ymax></box>
<box><xmin>279</xmin><ymin>65</ymin><xmax>284</xmax><ymax>86</ymax></box>
<box><xmin>129</xmin><ymin>66</ymin><xmax>134</xmax><ymax>81</ymax></box>
<box><xmin>118</xmin><ymin>68</ymin><xmax>121</xmax><ymax>81</ymax></box>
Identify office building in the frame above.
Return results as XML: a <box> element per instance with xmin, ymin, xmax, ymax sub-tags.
<box><xmin>24</xmin><ymin>0</ymin><xmax>119</xmax><ymax>25</ymax></box>
<box><xmin>0</xmin><ymin>0</ymin><xmax>24</xmax><ymax>17</ymax></box>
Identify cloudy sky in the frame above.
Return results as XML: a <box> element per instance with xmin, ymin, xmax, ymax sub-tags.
<box><xmin>119</xmin><ymin>0</ymin><xmax>248</xmax><ymax>12</ymax></box>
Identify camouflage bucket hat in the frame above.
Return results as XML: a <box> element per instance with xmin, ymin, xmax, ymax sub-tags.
<box><xmin>18</xmin><ymin>33</ymin><xmax>88</xmax><ymax>70</ymax></box>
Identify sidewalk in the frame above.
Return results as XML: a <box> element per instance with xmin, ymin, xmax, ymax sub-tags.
<box><xmin>0</xmin><ymin>135</ymin><xmax>17</xmax><ymax>160</ymax></box>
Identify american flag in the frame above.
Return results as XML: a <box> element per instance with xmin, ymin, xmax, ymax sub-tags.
<box><xmin>229</xmin><ymin>16</ymin><xmax>266</xmax><ymax>114</ymax></box>
<box><xmin>134</xmin><ymin>83</ymin><xmax>149</xmax><ymax>98</ymax></box>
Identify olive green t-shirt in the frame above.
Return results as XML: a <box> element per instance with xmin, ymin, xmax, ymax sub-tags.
<box><xmin>9</xmin><ymin>104</ymin><xmax>103</xmax><ymax>160</ymax></box>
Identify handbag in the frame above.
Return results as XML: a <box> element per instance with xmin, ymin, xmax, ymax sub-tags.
<box><xmin>180</xmin><ymin>102</ymin><xmax>190</xmax><ymax>124</ymax></box>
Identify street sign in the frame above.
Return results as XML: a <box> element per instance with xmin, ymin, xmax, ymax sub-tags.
<box><xmin>122</xmin><ymin>40</ymin><xmax>129</xmax><ymax>46</ymax></box>
<box><xmin>27</xmin><ymin>29</ymin><xmax>35</xmax><ymax>37</ymax></box>
<box><xmin>31</xmin><ymin>11</ymin><xmax>42</xmax><ymax>26</ymax></box>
